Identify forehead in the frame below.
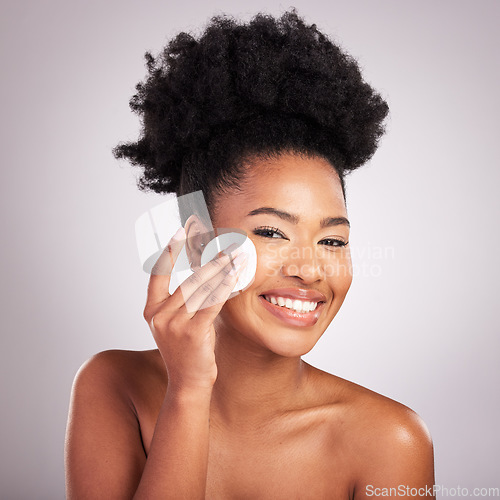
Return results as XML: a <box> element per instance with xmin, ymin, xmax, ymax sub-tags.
<box><xmin>213</xmin><ymin>153</ymin><xmax>347</xmax><ymax>223</ymax></box>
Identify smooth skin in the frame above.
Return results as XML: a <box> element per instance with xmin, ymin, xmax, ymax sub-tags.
<box><xmin>65</xmin><ymin>152</ymin><xmax>435</xmax><ymax>499</ymax></box>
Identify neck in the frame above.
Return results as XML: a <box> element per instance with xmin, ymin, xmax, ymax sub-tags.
<box><xmin>210</xmin><ymin>321</ymin><xmax>309</xmax><ymax>428</ymax></box>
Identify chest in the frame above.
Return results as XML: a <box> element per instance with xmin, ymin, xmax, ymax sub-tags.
<box><xmin>136</xmin><ymin>387</ymin><xmax>355</xmax><ymax>499</ymax></box>
<box><xmin>204</xmin><ymin>423</ymin><xmax>354</xmax><ymax>499</ymax></box>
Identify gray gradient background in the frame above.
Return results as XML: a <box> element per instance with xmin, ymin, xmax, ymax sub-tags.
<box><xmin>1</xmin><ymin>0</ymin><xmax>499</xmax><ymax>498</ymax></box>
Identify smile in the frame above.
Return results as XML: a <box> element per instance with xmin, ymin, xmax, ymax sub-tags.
<box><xmin>258</xmin><ymin>294</ymin><xmax>325</xmax><ymax>327</ymax></box>
<box><xmin>263</xmin><ymin>295</ymin><xmax>318</xmax><ymax>313</ymax></box>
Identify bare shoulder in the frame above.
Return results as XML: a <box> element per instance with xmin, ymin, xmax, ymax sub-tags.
<box><xmin>306</xmin><ymin>363</ymin><xmax>432</xmax><ymax>442</ymax></box>
<box><xmin>339</xmin><ymin>376</ymin><xmax>431</xmax><ymax>448</ymax></box>
<box><xmin>78</xmin><ymin>348</ymin><xmax>167</xmax><ymax>411</ymax></box>
<box><xmin>305</xmin><ymin>364</ymin><xmax>435</xmax><ymax>496</ymax></box>
<box><xmin>76</xmin><ymin>348</ymin><xmax>164</xmax><ymax>378</ymax></box>
<box><xmin>74</xmin><ymin>349</ymin><xmax>165</xmax><ymax>391</ymax></box>
<box><xmin>68</xmin><ymin>348</ymin><xmax>166</xmax><ymax>437</ymax></box>
<box><xmin>66</xmin><ymin>349</ymin><xmax>166</xmax><ymax>498</ymax></box>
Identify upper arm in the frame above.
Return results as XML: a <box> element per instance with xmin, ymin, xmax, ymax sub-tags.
<box><xmin>354</xmin><ymin>407</ymin><xmax>436</xmax><ymax>499</ymax></box>
<box><xmin>65</xmin><ymin>351</ymin><xmax>147</xmax><ymax>499</ymax></box>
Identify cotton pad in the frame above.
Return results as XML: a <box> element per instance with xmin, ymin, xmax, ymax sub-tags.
<box><xmin>200</xmin><ymin>232</ymin><xmax>257</xmax><ymax>293</ymax></box>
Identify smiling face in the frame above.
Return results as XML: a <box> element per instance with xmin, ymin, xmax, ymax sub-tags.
<box><xmin>210</xmin><ymin>152</ymin><xmax>353</xmax><ymax>358</ymax></box>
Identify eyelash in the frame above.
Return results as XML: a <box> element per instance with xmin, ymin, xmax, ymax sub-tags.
<box><xmin>252</xmin><ymin>226</ymin><xmax>348</xmax><ymax>247</ymax></box>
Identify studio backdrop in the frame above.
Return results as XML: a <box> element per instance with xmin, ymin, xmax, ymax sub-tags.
<box><xmin>0</xmin><ymin>0</ymin><xmax>499</xmax><ymax>498</ymax></box>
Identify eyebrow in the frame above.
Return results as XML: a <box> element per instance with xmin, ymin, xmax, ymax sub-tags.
<box><xmin>246</xmin><ymin>207</ymin><xmax>350</xmax><ymax>228</ymax></box>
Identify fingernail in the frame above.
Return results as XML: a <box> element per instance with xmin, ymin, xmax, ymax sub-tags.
<box><xmin>232</xmin><ymin>252</ymin><xmax>248</xmax><ymax>267</ymax></box>
<box><xmin>229</xmin><ymin>253</ymin><xmax>248</xmax><ymax>275</ymax></box>
<box><xmin>222</xmin><ymin>242</ymin><xmax>241</xmax><ymax>255</ymax></box>
<box><xmin>229</xmin><ymin>264</ymin><xmax>243</xmax><ymax>276</ymax></box>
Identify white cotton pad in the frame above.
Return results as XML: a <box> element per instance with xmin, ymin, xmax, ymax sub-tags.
<box><xmin>200</xmin><ymin>232</ymin><xmax>257</xmax><ymax>293</ymax></box>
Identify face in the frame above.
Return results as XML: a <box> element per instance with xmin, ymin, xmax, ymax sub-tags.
<box><xmin>210</xmin><ymin>152</ymin><xmax>353</xmax><ymax>357</ymax></box>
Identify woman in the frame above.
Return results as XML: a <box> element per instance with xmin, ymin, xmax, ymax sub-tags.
<box><xmin>65</xmin><ymin>9</ymin><xmax>435</xmax><ymax>499</ymax></box>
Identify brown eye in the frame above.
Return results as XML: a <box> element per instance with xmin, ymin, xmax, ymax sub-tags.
<box><xmin>321</xmin><ymin>239</ymin><xmax>348</xmax><ymax>247</ymax></box>
<box><xmin>253</xmin><ymin>226</ymin><xmax>287</xmax><ymax>239</ymax></box>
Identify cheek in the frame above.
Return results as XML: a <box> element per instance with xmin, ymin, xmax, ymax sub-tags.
<box><xmin>252</xmin><ymin>242</ymin><xmax>354</xmax><ymax>284</ymax></box>
<box><xmin>248</xmin><ymin>240</ymin><xmax>283</xmax><ymax>282</ymax></box>
<box><xmin>324</xmin><ymin>249</ymin><xmax>353</xmax><ymax>294</ymax></box>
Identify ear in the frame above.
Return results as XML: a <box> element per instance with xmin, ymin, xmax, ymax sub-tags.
<box><xmin>184</xmin><ymin>214</ymin><xmax>212</xmax><ymax>268</ymax></box>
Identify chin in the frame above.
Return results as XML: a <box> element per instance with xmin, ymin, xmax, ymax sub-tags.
<box><xmin>265</xmin><ymin>340</ymin><xmax>318</xmax><ymax>358</ymax></box>
<box><xmin>261</xmin><ymin>322</ymin><xmax>326</xmax><ymax>356</ymax></box>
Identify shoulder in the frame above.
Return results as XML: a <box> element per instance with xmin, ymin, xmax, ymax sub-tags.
<box><xmin>305</xmin><ymin>365</ymin><xmax>435</xmax><ymax>492</ymax></box>
<box><xmin>340</xmin><ymin>378</ymin><xmax>433</xmax><ymax>451</ymax></box>
<box><xmin>307</xmin><ymin>364</ymin><xmax>432</xmax><ymax>446</ymax></box>
<box><xmin>348</xmin><ymin>391</ymin><xmax>435</xmax><ymax>495</ymax></box>
<box><xmin>74</xmin><ymin>349</ymin><xmax>164</xmax><ymax>387</ymax></box>
<box><xmin>349</xmin><ymin>388</ymin><xmax>434</xmax><ymax>465</ymax></box>
<box><xmin>71</xmin><ymin>349</ymin><xmax>167</xmax><ymax>412</ymax></box>
<box><xmin>66</xmin><ymin>350</ymin><xmax>164</xmax><ymax>498</ymax></box>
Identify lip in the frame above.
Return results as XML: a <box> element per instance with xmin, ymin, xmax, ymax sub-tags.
<box><xmin>259</xmin><ymin>288</ymin><xmax>327</xmax><ymax>303</ymax></box>
<box><xmin>258</xmin><ymin>295</ymin><xmax>326</xmax><ymax>327</ymax></box>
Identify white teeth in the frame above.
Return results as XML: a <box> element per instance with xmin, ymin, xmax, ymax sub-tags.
<box><xmin>264</xmin><ymin>295</ymin><xmax>319</xmax><ymax>313</ymax></box>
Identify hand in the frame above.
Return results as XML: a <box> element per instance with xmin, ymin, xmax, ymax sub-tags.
<box><xmin>143</xmin><ymin>227</ymin><xmax>248</xmax><ymax>392</ymax></box>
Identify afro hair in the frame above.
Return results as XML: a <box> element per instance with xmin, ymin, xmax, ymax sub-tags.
<box><xmin>113</xmin><ymin>8</ymin><xmax>389</xmax><ymax>219</ymax></box>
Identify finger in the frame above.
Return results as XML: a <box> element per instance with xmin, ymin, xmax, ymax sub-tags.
<box><xmin>148</xmin><ymin>254</ymin><xmax>247</xmax><ymax>338</ymax></box>
<box><xmin>198</xmin><ymin>254</ymin><xmax>248</xmax><ymax>312</ymax></box>
<box><xmin>183</xmin><ymin>253</ymin><xmax>248</xmax><ymax>314</ymax></box>
<box><xmin>146</xmin><ymin>226</ymin><xmax>186</xmax><ymax>306</ymax></box>
<box><xmin>167</xmin><ymin>244</ymin><xmax>243</xmax><ymax>310</ymax></box>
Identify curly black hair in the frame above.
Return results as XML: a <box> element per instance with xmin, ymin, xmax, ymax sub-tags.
<box><xmin>113</xmin><ymin>8</ymin><xmax>389</xmax><ymax>223</ymax></box>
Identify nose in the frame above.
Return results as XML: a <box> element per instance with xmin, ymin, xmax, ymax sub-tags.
<box><xmin>280</xmin><ymin>244</ymin><xmax>324</xmax><ymax>284</ymax></box>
